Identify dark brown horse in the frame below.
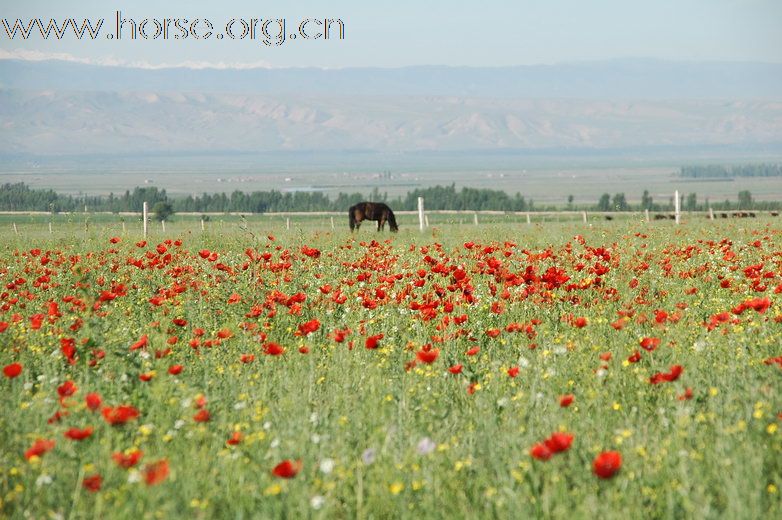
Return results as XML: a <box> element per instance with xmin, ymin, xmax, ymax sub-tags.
<box><xmin>349</xmin><ymin>202</ymin><xmax>399</xmax><ymax>232</ymax></box>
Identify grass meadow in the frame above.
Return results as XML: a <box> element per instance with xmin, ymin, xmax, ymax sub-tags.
<box><xmin>1</xmin><ymin>215</ymin><xmax>780</xmax><ymax>519</ymax></box>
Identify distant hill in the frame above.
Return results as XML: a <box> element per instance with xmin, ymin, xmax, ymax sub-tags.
<box><xmin>2</xmin><ymin>58</ymin><xmax>782</xmax><ymax>98</ymax></box>
<box><xmin>1</xmin><ymin>58</ymin><xmax>781</xmax><ymax>156</ymax></box>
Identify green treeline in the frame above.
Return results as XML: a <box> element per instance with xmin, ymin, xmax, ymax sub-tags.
<box><xmin>1</xmin><ymin>182</ymin><xmax>780</xmax><ymax>214</ymax></box>
<box><xmin>0</xmin><ymin>183</ymin><xmax>531</xmax><ymax>213</ymax></box>
<box><xmin>680</xmin><ymin>164</ymin><xmax>782</xmax><ymax>178</ymax></box>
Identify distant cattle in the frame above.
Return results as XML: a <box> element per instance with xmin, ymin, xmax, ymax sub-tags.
<box><xmin>771</xmin><ymin>212</ymin><xmax>779</xmax><ymax>217</ymax></box>
<box><xmin>604</xmin><ymin>215</ymin><xmax>613</xmax><ymax>221</ymax></box>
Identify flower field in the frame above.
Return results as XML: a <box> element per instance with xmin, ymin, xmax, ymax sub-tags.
<box><xmin>1</xmin><ymin>219</ymin><xmax>781</xmax><ymax>519</ymax></box>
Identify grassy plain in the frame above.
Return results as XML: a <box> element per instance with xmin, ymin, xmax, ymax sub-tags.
<box><xmin>1</xmin><ymin>217</ymin><xmax>780</xmax><ymax>519</ymax></box>
<box><xmin>3</xmin><ymin>152</ymin><xmax>782</xmax><ymax>205</ymax></box>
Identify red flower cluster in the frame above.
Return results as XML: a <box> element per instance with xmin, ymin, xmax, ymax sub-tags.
<box><xmin>650</xmin><ymin>365</ymin><xmax>684</xmax><ymax>384</ymax></box>
<box><xmin>530</xmin><ymin>432</ymin><xmax>575</xmax><ymax>461</ymax></box>
<box><xmin>272</xmin><ymin>459</ymin><xmax>302</xmax><ymax>478</ymax></box>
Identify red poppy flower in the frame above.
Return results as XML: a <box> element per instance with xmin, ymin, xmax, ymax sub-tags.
<box><xmin>627</xmin><ymin>351</ymin><xmax>642</xmax><ymax>363</ymax></box>
<box><xmin>272</xmin><ymin>459</ymin><xmax>302</xmax><ymax>478</ymax></box>
<box><xmin>30</xmin><ymin>314</ymin><xmax>45</xmax><ymax>330</ymax></box>
<box><xmin>85</xmin><ymin>393</ymin><xmax>102</xmax><ymax>411</ymax></box>
<box><xmin>448</xmin><ymin>364</ymin><xmax>463</xmax><ymax>374</ymax></box>
<box><xmin>193</xmin><ymin>409</ymin><xmax>211</xmax><ymax>422</ymax></box>
<box><xmin>263</xmin><ymin>342</ymin><xmax>285</xmax><ymax>356</ymax></box>
<box><xmin>330</xmin><ymin>328</ymin><xmax>351</xmax><ymax>343</ymax></box>
<box><xmin>485</xmin><ymin>328</ymin><xmax>501</xmax><ymax>338</ymax></box>
<box><xmin>240</xmin><ymin>353</ymin><xmax>255</xmax><ymax>363</ymax></box>
<box><xmin>678</xmin><ymin>387</ymin><xmax>694</xmax><ymax>400</ymax></box>
<box><xmin>82</xmin><ymin>474</ymin><xmax>102</xmax><ymax>492</ymax></box>
<box><xmin>64</xmin><ymin>426</ymin><xmax>94</xmax><ymax>441</ymax></box>
<box><xmin>3</xmin><ymin>362</ymin><xmax>22</xmax><ymax>378</ymax></box>
<box><xmin>650</xmin><ymin>365</ymin><xmax>683</xmax><ymax>384</ymax></box>
<box><xmin>168</xmin><ymin>365</ymin><xmax>183</xmax><ymax>375</ymax></box>
<box><xmin>60</xmin><ymin>338</ymin><xmax>77</xmax><ymax>364</ymax></box>
<box><xmin>139</xmin><ymin>372</ymin><xmax>154</xmax><ymax>382</ymax></box>
<box><xmin>130</xmin><ymin>334</ymin><xmax>149</xmax><ymax>351</ymax></box>
<box><xmin>143</xmin><ymin>459</ymin><xmax>170</xmax><ymax>486</ymax></box>
<box><xmin>102</xmin><ymin>405</ymin><xmax>140</xmax><ymax>425</ymax></box>
<box><xmin>466</xmin><ymin>346</ymin><xmax>480</xmax><ymax>356</ymax></box>
<box><xmin>530</xmin><ymin>443</ymin><xmax>552</xmax><ymax>461</ymax></box>
<box><xmin>216</xmin><ymin>328</ymin><xmax>233</xmax><ymax>339</ymax></box>
<box><xmin>559</xmin><ymin>394</ymin><xmax>574</xmax><ymax>407</ymax></box>
<box><xmin>57</xmin><ymin>380</ymin><xmax>77</xmax><ymax>398</ymax></box>
<box><xmin>593</xmin><ymin>451</ymin><xmax>622</xmax><ymax>479</ymax></box>
<box><xmin>24</xmin><ymin>439</ymin><xmax>55</xmax><ymax>459</ymax></box>
<box><xmin>573</xmin><ymin>317</ymin><xmax>588</xmax><ymax>328</ymax></box>
<box><xmin>296</xmin><ymin>319</ymin><xmax>321</xmax><ymax>337</ymax></box>
<box><xmin>507</xmin><ymin>366</ymin><xmax>520</xmax><ymax>378</ymax></box>
<box><xmin>544</xmin><ymin>432</ymin><xmax>574</xmax><ymax>453</ymax></box>
<box><xmin>640</xmin><ymin>337</ymin><xmax>660</xmax><ymax>352</ymax></box>
<box><xmin>226</xmin><ymin>431</ymin><xmax>243</xmax><ymax>446</ymax></box>
<box><xmin>300</xmin><ymin>245</ymin><xmax>321</xmax><ymax>258</ymax></box>
<box><xmin>416</xmin><ymin>345</ymin><xmax>440</xmax><ymax>364</ymax></box>
<box><xmin>113</xmin><ymin>449</ymin><xmax>143</xmax><ymax>468</ymax></box>
<box><xmin>754</xmin><ymin>297</ymin><xmax>772</xmax><ymax>313</ymax></box>
<box><xmin>365</xmin><ymin>334</ymin><xmax>384</xmax><ymax>350</ymax></box>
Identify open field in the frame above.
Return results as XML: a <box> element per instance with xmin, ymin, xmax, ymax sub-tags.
<box><xmin>3</xmin><ymin>152</ymin><xmax>782</xmax><ymax>205</ymax></box>
<box><xmin>1</xmin><ymin>218</ymin><xmax>781</xmax><ymax>519</ymax></box>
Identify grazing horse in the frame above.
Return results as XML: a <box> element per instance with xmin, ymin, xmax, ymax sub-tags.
<box><xmin>348</xmin><ymin>202</ymin><xmax>399</xmax><ymax>232</ymax></box>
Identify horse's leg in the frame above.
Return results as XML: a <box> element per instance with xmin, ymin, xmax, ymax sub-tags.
<box><xmin>380</xmin><ymin>216</ymin><xmax>386</xmax><ymax>231</ymax></box>
<box><xmin>377</xmin><ymin>219</ymin><xmax>381</xmax><ymax>231</ymax></box>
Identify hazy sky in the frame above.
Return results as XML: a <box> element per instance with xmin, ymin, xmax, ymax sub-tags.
<box><xmin>1</xmin><ymin>0</ymin><xmax>781</xmax><ymax>68</ymax></box>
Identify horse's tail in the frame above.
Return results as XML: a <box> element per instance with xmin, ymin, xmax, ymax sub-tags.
<box><xmin>387</xmin><ymin>208</ymin><xmax>399</xmax><ymax>232</ymax></box>
<box><xmin>348</xmin><ymin>206</ymin><xmax>357</xmax><ymax>231</ymax></box>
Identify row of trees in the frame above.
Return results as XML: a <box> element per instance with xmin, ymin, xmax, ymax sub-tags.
<box><xmin>1</xmin><ymin>182</ymin><xmax>780</xmax><ymax>214</ymax></box>
<box><xmin>680</xmin><ymin>164</ymin><xmax>782</xmax><ymax>178</ymax></box>
<box><xmin>594</xmin><ymin>190</ymin><xmax>779</xmax><ymax>211</ymax></box>
<box><xmin>0</xmin><ymin>183</ymin><xmax>533</xmax><ymax>214</ymax></box>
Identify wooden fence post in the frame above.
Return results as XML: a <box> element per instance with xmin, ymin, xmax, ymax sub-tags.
<box><xmin>674</xmin><ymin>190</ymin><xmax>680</xmax><ymax>225</ymax></box>
<box><xmin>142</xmin><ymin>202</ymin><xmax>148</xmax><ymax>239</ymax></box>
<box><xmin>418</xmin><ymin>197</ymin><xmax>425</xmax><ymax>232</ymax></box>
